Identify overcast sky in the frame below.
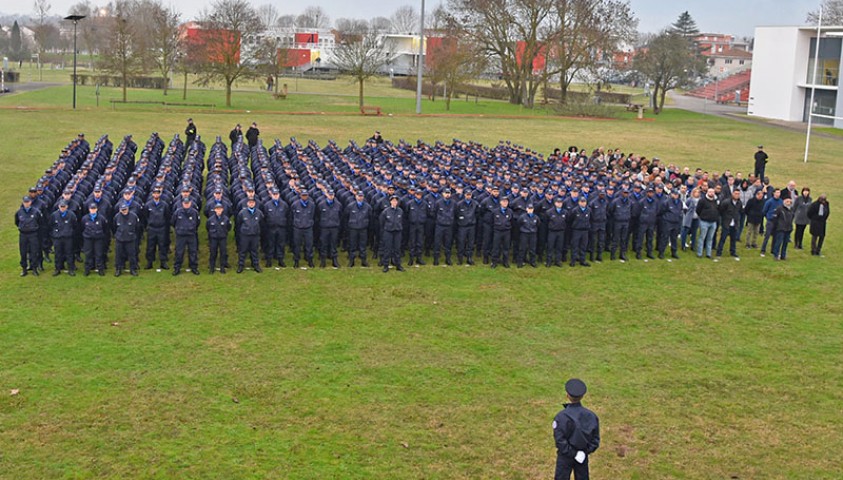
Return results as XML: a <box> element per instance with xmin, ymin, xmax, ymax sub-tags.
<box><xmin>0</xmin><ymin>0</ymin><xmax>821</xmax><ymax>38</ymax></box>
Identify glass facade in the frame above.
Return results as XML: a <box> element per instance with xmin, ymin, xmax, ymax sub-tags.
<box><xmin>806</xmin><ymin>37</ymin><xmax>842</xmax><ymax>86</ymax></box>
<box><xmin>804</xmin><ymin>89</ymin><xmax>837</xmax><ymax>125</ymax></box>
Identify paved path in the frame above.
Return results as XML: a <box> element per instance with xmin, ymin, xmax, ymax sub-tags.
<box><xmin>0</xmin><ymin>81</ymin><xmax>61</xmax><ymax>95</ymax></box>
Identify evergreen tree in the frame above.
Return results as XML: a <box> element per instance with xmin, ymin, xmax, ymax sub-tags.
<box><xmin>670</xmin><ymin>11</ymin><xmax>699</xmax><ymax>37</ymax></box>
<box><xmin>11</xmin><ymin>21</ymin><xmax>23</xmax><ymax>60</ymax></box>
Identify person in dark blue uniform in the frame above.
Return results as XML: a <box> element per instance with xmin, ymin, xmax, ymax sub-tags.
<box><xmin>112</xmin><ymin>202</ymin><xmax>140</xmax><ymax>276</ymax></box>
<box><xmin>455</xmin><ymin>189</ymin><xmax>478</xmax><ymax>265</ymax></box>
<box><xmin>317</xmin><ymin>189</ymin><xmax>343</xmax><ymax>268</ymax></box>
<box><xmin>379</xmin><ymin>195</ymin><xmax>405</xmax><ymax>272</ymax></box>
<box><xmin>235</xmin><ymin>197</ymin><xmax>263</xmax><ymax>273</ymax></box>
<box><xmin>144</xmin><ymin>187</ymin><xmax>170</xmax><ymax>269</ymax></box>
<box><xmin>588</xmin><ymin>190</ymin><xmax>608</xmax><ymax>263</ymax></box>
<box><xmin>346</xmin><ymin>191</ymin><xmax>372</xmax><ymax>267</ymax></box>
<box><xmin>609</xmin><ymin>189</ymin><xmax>632</xmax><ymax>262</ymax></box>
<box><xmin>635</xmin><ymin>188</ymin><xmax>658</xmax><ymax>260</ymax></box>
<box><xmin>569</xmin><ymin>196</ymin><xmax>591</xmax><ymax>267</ymax></box>
<box><xmin>433</xmin><ymin>188</ymin><xmax>456</xmax><ymax>266</ymax></box>
<box><xmin>49</xmin><ymin>200</ymin><xmax>77</xmax><ymax>276</ymax></box>
<box><xmin>517</xmin><ymin>203</ymin><xmax>540</xmax><ymax>267</ymax></box>
<box><xmin>658</xmin><ymin>189</ymin><xmax>684</xmax><ymax>259</ymax></box>
<box><xmin>545</xmin><ymin>197</ymin><xmax>567</xmax><ymax>267</ymax></box>
<box><xmin>263</xmin><ymin>188</ymin><xmax>289</xmax><ymax>268</ymax></box>
<box><xmin>81</xmin><ymin>202</ymin><xmax>108</xmax><ymax>276</ymax></box>
<box><xmin>172</xmin><ymin>197</ymin><xmax>200</xmax><ymax>275</ymax></box>
<box><xmin>16</xmin><ymin>196</ymin><xmax>44</xmax><ymax>276</ymax></box>
<box><xmin>552</xmin><ymin>378</ymin><xmax>600</xmax><ymax>480</ymax></box>
<box><xmin>490</xmin><ymin>196</ymin><xmax>513</xmax><ymax>268</ymax></box>
<box><xmin>206</xmin><ymin>203</ymin><xmax>231</xmax><ymax>274</ymax></box>
<box><xmin>406</xmin><ymin>188</ymin><xmax>429</xmax><ymax>266</ymax></box>
<box><xmin>292</xmin><ymin>190</ymin><xmax>316</xmax><ymax>269</ymax></box>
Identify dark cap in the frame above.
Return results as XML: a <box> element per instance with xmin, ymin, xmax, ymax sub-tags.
<box><xmin>565</xmin><ymin>378</ymin><xmax>587</xmax><ymax>397</ymax></box>
<box><xmin>120</xmin><ymin>202</ymin><xmax>130</xmax><ymax>210</ymax></box>
<box><xmin>58</xmin><ymin>200</ymin><xmax>68</xmax><ymax>207</ymax></box>
<box><xmin>88</xmin><ymin>202</ymin><xmax>98</xmax><ymax>209</ymax></box>
<box><xmin>526</xmin><ymin>203</ymin><xmax>534</xmax><ymax>209</ymax></box>
<box><xmin>181</xmin><ymin>186</ymin><xmax>191</xmax><ymax>193</ymax></box>
<box><xmin>247</xmin><ymin>197</ymin><xmax>256</xmax><ymax>203</ymax></box>
<box><xmin>326</xmin><ymin>189</ymin><xmax>335</xmax><ymax>196</ymax></box>
<box><xmin>23</xmin><ymin>196</ymin><xmax>32</xmax><ymax>203</ymax></box>
<box><xmin>300</xmin><ymin>190</ymin><xmax>309</xmax><ymax>196</ymax></box>
<box><xmin>181</xmin><ymin>197</ymin><xmax>192</xmax><ymax>204</ymax></box>
<box><xmin>213</xmin><ymin>203</ymin><xmax>224</xmax><ymax>209</ymax></box>
<box><xmin>443</xmin><ymin>188</ymin><xmax>452</xmax><ymax>194</ymax></box>
<box><xmin>390</xmin><ymin>195</ymin><xmax>399</xmax><ymax>201</ymax></box>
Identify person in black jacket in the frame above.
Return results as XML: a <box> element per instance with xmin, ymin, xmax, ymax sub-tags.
<box><xmin>263</xmin><ymin>188</ymin><xmax>289</xmax><ymax>268</ymax></box>
<box><xmin>185</xmin><ymin>118</ymin><xmax>197</xmax><ymax>147</ymax></box>
<box><xmin>144</xmin><ymin>188</ymin><xmax>171</xmax><ymax>269</ymax></box>
<box><xmin>291</xmin><ymin>190</ymin><xmax>316</xmax><ymax>269</ymax></box>
<box><xmin>490</xmin><ymin>196</ymin><xmax>513</xmax><ymax>268</ymax></box>
<box><xmin>743</xmin><ymin>189</ymin><xmax>765</xmax><ymax>249</ymax></box>
<box><xmin>16</xmin><ymin>196</ymin><xmax>44</xmax><ymax>276</ymax></box>
<box><xmin>754</xmin><ymin>145</ymin><xmax>768</xmax><ymax>180</ymax></box>
<box><xmin>771</xmin><ymin>197</ymin><xmax>795</xmax><ymax>260</ymax></box>
<box><xmin>245</xmin><ymin>122</ymin><xmax>260</xmax><ymax>149</ymax></box>
<box><xmin>568</xmin><ymin>196</ymin><xmax>592</xmax><ymax>267</ymax></box>
<box><xmin>206</xmin><ymin>203</ymin><xmax>231</xmax><ymax>274</ymax></box>
<box><xmin>546</xmin><ymin>197</ymin><xmax>568</xmax><ymax>266</ymax></box>
<box><xmin>807</xmin><ymin>195</ymin><xmax>830</xmax><ymax>256</ymax></box>
<box><xmin>552</xmin><ymin>379</ymin><xmax>600</xmax><ymax>480</ymax></box>
<box><xmin>433</xmin><ymin>189</ymin><xmax>456</xmax><ymax>266</ymax></box>
<box><xmin>695</xmin><ymin>188</ymin><xmax>720</xmax><ymax>258</ymax></box>
<box><xmin>228</xmin><ymin>124</ymin><xmax>242</xmax><ymax>149</ymax></box>
<box><xmin>716</xmin><ymin>189</ymin><xmax>742</xmax><ymax>259</ymax></box>
<box><xmin>50</xmin><ymin>200</ymin><xmax>77</xmax><ymax>276</ymax></box>
<box><xmin>658</xmin><ymin>189</ymin><xmax>683</xmax><ymax>259</ymax></box>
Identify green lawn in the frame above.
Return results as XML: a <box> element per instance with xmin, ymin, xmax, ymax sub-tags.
<box><xmin>0</xmin><ymin>87</ymin><xmax>841</xmax><ymax>479</ymax></box>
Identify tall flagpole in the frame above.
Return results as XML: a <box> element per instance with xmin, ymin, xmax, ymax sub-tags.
<box><xmin>804</xmin><ymin>5</ymin><xmax>822</xmax><ymax>163</ymax></box>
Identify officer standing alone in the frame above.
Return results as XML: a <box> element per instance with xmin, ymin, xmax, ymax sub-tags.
<box><xmin>553</xmin><ymin>378</ymin><xmax>600</xmax><ymax>480</ymax></box>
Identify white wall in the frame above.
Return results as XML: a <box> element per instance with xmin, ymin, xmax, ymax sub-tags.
<box><xmin>748</xmin><ymin>27</ymin><xmax>804</xmax><ymax>121</ymax></box>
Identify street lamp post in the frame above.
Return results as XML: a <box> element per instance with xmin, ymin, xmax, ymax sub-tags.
<box><xmin>64</xmin><ymin>14</ymin><xmax>86</xmax><ymax>110</ymax></box>
<box><xmin>415</xmin><ymin>0</ymin><xmax>425</xmax><ymax>114</ymax></box>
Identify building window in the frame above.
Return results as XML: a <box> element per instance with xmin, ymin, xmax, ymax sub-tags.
<box><xmin>725</xmin><ymin>59</ymin><xmax>732</xmax><ymax>64</ymax></box>
<box><xmin>739</xmin><ymin>60</ymin><xmax>745</xmax><ymax>65</ymax></box>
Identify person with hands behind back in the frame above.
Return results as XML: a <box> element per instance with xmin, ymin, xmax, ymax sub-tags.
<box><xmin>553</xmin><ymin>378</ymin><xmax>600</xmax><ymax>480</ymax></box>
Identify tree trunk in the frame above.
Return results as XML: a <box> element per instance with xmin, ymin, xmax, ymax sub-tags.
<box><xmin>445</xmin><ymin>86</ymin><xmax>452</xmax><ymax>111</ymax></box>
<box><xmin>226</xmin><ymin>81</ymin><xmax>232</xmax><ymax>107</ymax></box>
<box><xmin>163</xmin><ymin>74</ymin><xmax>168</xmax><ymax>96</ymax></box>
<box><xmin>658</xmin><ymin>88</ymin><xmax>668</xmax><ymax>115</ymax></box>
<box><xmin>122</xmin><ymin>70</ymin><xmax>127</xmax><ymax>102</ymax></box>
<box><xmin>651</xmin><ymin>84</ymin><xmax>660</xmax><ymax>112</ymax></box>
<box><xmin>183</xmin><ymin>70</ymin><xmax>188</xmax><ymax>100</ymax></box>
<box><xmin>358</xmin><ymin>78</ymin><xmax>364</xmax><ymax>109</ymax></box>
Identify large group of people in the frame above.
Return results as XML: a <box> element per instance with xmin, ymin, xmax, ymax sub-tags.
<box><xmin>15</xmin><ymin>123</ymin><xmax>831</xmax><ymax>277</ymax></box>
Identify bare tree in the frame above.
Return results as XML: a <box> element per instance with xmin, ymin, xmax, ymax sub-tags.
<box><xmin>148</xmin><ymin>1</ymin><xmax>181</xmax><ymax>95</ymax></box>
<box><xmin>390</xmin><ymin>5</ymin><xmax>418</xmax><ymax>34</ymax></box>
<box><xmin>255</xmin><ymin>35</ymin><xmax>288</xmax><ymax>94</ymax></box>
<box><xmin>335</xmin><ymin>18</ymin><xmax>370</xmax><ymax>35</ymax></box>
<box><xmin>332</xmin><ymin>28</ymin><xmax>393</xmax><ymax>109</ymax></box>
<box><xmin>276</xmin><ymin>14</ymin><xmax>297</xmax><ymax>28</ymax></box>
<box><xmin>428</xmin><ymin>3</ymin><xmax>450</xmax><ymax>31</ymax></box>
<box><xmin>194</xmin><ymin>0</ymin><xmax>262</xmax><ymax>107</ymax></box>
<box><xmin>635</xmin><ymin>30</ymin><xmax>705</xmax><ymax>113</ymax></box>
<box><xmin>807</xmin><ymin>0</ymin><xmax>843</xmax><ymax>24</ymax></box>
<box><xmin>297</xmin><ymin>6</ymin><xmax>330</xmax><ymax>29</ymax></box>
<box><xmin>370</xmin><ymin>16</ymin><xmax>392</xmax><ymax>33</ymax></box>
<box><xmin>427</xmin><ymin>36</ymin><xmax>486</xmax><ymax>109</ymax></box>
<box><xmin>449</xmin><ymin>0</ymin><xmax>555</xmax><ymax>107</ymax></box>
<box><xmin>69</xmin><ymin>1</ymin><xmax>103</xmax><ymax>69</ymax></box>
<box><xmin>257</xmin><ymin>4</ymin><xmax>279</xmax><ymax>29</ymax></box>
<box><xmin>32</xmin><ymin>0</ymin><xmax>52</xmax><ymax>80</ymax></box>
<box><xmin>547</xmin><ymin>0</ymin><xmax>637</xmax><ymax>104</ymax></box>
<box><xmin>99</xmin><ymin>0</ymin><xmax>143</xmax><ymax>101</ymax></box>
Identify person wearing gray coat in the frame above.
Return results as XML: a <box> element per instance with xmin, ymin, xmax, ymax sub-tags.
<box><xmin>793</xmin><ymin>187</ymin><xmax>812</xmax><ymax>249</ymax></box>
<box><xmin>681</xmin><ymin>188</ymin><xmax>700</xmax><ymax>251</ymax></box>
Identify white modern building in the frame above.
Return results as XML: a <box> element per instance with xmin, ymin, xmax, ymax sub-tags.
<box><xmin>749</xmin><ymin>25</ymin><xmax>843</xmax><ymax>127</ymax></box>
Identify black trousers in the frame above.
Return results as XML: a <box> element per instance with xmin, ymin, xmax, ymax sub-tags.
<box><xmin>482</xmin><ymin>223</ymin><xmax>495</xmax><ymax>258</ymax></box>
<box><xmin>239</xmin><ymin>234</ymin><xmax>260</xmax><ymax>267</ymax></box>
<box><xmin>811</xmin><ymin>233</ymin><xmax>825</xmax><ymax>254</ymax></box>
<box><xmin>555</xmin><ymin>454</ymin><xmax>589</xmax><ymax>480</ymax></box>
<box><xmin>19</xmin><ymin>232</ymin><xmax>40</xmax><ymax>269</ymax></box>
<box><xmin>491</xmin><ymin>229</ymin><xmax>511</xmax><ymax>265</ymax></box>
<box><xmin>115</xmin><ymin>239</ymin><xmax>139</xmax><ymax>271</ymax></box>
<box><xmin>408</xmin><ymin>223</ymin><xmax>425</xmax><ymax>259</ymax></box>
<box><xmin>456</xmin><ymin>225</ymin><xmax>476</xmax><ymax>260</ymax></box>
<box><xmin>716</xmin><ymin>224</ymin><xmax>738</xmax><ymax>256</ymax></box>
<box><xmin>518</xmin><ymin>232</ymin><xmax>537</xmax><ymax>264</ymax></box>
<box><xmin>546</xmin><ymin>230</ymin><xmax>564</xmax><ymax>265</ymax></box>
<box><xmin>146</xmin><ymin>227</ymin><xmax>169</xmax><ymax>264</ymax></box>
<box><xmin>659</xmin><ymin>223</ymin><xmax>681</xmax><ymax>256</ymax></box>
<box><xmin>380</xmin><ymin>230</ymin><xmax>402</xmax><ymax>266</ymax></box>
<box><xmin>265</xmin><ymin>226</ymin><xmax>287</xmax><ymax>261</ymax></box>
<box><xmin>292</xmin><ymin>227</ymin><xmax>314</xmax><ymax>262</ymax></box>
<box><xmin>348</xmin><ymin>228</ymin><xmax>368</xmax><ymax>260</ymax></box>
<box><xmin>611</xmin><ymin>222</ymin><xmax>630</xmax><ymax>256</ymax></box>
<box><xmin>635</xmin><ymin>223</ymin><xmax>655</xmax><ymax>256</ymax></box>
<box><xmin>53</xmin><ymin>237</ymin><xmax>75</xmax><ymax>271</ymax></box>
<box><xmin>794</xmin><ymin>224</ymin><xmax>807</xmax><ymax>248</ymax></box>
<box><xmin>319</xmin><ymin>226</ymin><xmax>340</xmax><ymax>260</ymax></box>
<box><xmin>571</xmin><ymin>229</ymin><xmax>589</xmax><ymax>264</ymax></box>
<box><xmin>433</xmin><ymin>224</ymin><xmax>454</xmax><ymax>261</ymax></box>
<box><xmin>588</xmin><ymin>227</ymin><xmax>606</xmax><ymax>260</ymax></box>
<box><xmin>209</xmin><ymin>236</ymin><xmax>227</xmax><ymax>269</ymax></box>
<box><xmin>83</xmin><ymin>237</ymin><xmax>106</xmax><ymax>271</ymax></box>
<box><xmin>174</xmin><ymin>234</ymin><xmax>198</xmax><ymax>270</ymax></box>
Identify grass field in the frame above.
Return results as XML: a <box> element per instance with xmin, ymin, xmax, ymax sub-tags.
<box><xmin>0</xmin><ymin>86</ymin><xmax>841</xmax><ymax>479</ymax></box>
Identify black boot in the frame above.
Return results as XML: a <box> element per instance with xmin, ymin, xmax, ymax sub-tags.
<box><xmin>332</xmin><ymin>258</ymin><xmax>340</xmax><ymax>269</ymax></box>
